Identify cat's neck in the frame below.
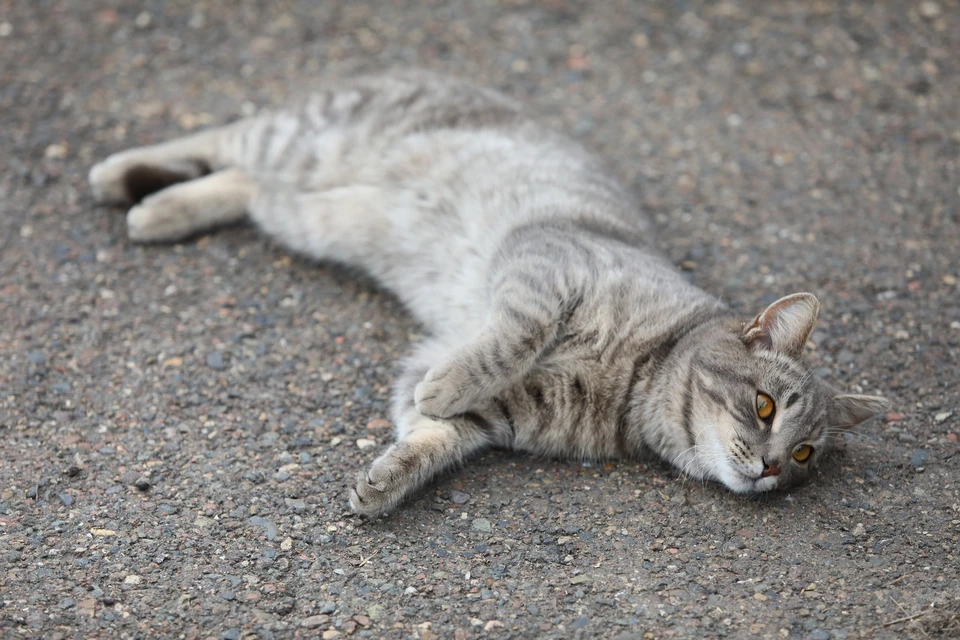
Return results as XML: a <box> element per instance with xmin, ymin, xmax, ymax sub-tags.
<box><xmin>619</xmin><ymin>313</ymin><xmax>738</xmax><ymax>459</ymax></box>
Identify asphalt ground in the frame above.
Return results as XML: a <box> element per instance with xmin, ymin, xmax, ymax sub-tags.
<box><xmin>0</xmin><ymin>1</ymin><xmax>958</xmax><ymax>639</ymax></box>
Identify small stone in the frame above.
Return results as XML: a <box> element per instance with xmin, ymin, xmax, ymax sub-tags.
<box><xmin>886</xmin><ymin>412</ymin><xmax>904</xmax><ymax>422</ymax></box>
<box><xmin>366</xmin><ymin>418</ymin><xmax>392</xmax><ymax>430</ymax></box>
<box><xmin>280</xmin><ymin>537</ymin><xmax>293</xmax><ymax>551</ymax></box>
<box><xmin>471</xmin><ymin>518</ymin><xmax>492</xmax><ymax>533</ymax></box>
<box><xmin>356</xmin><ymin>438</ymin><xmax>376</xmax><ymax>450</ymax></box>
<box><xmin>134</xmin><ymin>477</ymin><xmax>151</xmax><ymax>491</ymax></box>
<box><xmin>484</xmin><ymin>620</ymin><xmax>504</xmax><ymax>631</ymax></box>
<box><xmin>194</xmin><ymin>516</ymin><xmax>215</xmax><ymax>527</ymax></box>
<box><xmin>571</xmin><ymin>617</ymin><xmax>589</xmax><ymax>629</ymax></box>
<box><xmin>808</xmin><ymin>630</ymin><xmax>830</xmax><ymax>640</ymax></box>
<box><xmin>320</xmin><ymin>601</ymin><xmax>336</xmax><ymax>614</ymax></box>
<box><xmin>102</xmin><ymin>596</ymin><xmax>117</xmax><ymax>606</ymax></box>
<box><xmin>300</xmin><ymin>615</ymin><xmax>329</xmax><ymax>629</ymax></box>
<box><xmin>77</xmin><ymin>597</ymin><xmax>96</xmax><ymax>617</ymax></box>
<box><xmin>367</xmin><ymin>603</ymin><xmax>384</xmax><ymax>621</ymax></box>
<box><xmin>247</xmin><ymin>516</ymin><xmax>278</xmax><ymax>541</ymax></box>
<box><xmin>27</xmin><ymin>351</ymin><xmax>46</xmax><ymax>365</ymax></box>
<box><xmin>44</xmin><ymin>143</ymin><xmax>67</xmax><ymax>159</ymax></box>
<box><xmin>161</xmin><ymin>356</ymin><xmax>183</xmax><ymax>369</ymax></box>
<box><xmin>919</xmin><ymin>2</ymin><xmax>941</xmax><ymax>18</ymax></box>
<box><xmin>222</xmin><ymin>629</ymin><xmax>239</xmax><ymax>640</ymax></box>
<box><xmin>353</xmin><ymin>614</ymin><xmax>370</xmax><ymax>626</ymax></box>
<box><xmin>57</xmin><ymin>492</ymin><xmax>73</xmax><ymax>506</ymax></box>
<box><xmin>220</xmin><ymin>591</ymin><xmax>235</xmax><ymax>601</ymax></box>
<box><xmin>0</xmin><ymin>22</ymin><xmax>12</xmax><ymax>37</ymax></box>
<box><xmin>91</xmin><ymin>528</ymin><xmax>116</xmax><ymax>537</ymax></box>
<box><xmin>58</xmin><ymin>598</ymin><xmax>75</xmax><ymax>610</ymax></box>
<box><xmin>450</xmin><ymin>490</ymin><xmax>471</xmax><ymax>504</ymax></box>
<box><xmin>284</xmin><ymin>497</ymin><xmax>306</xmax><ymax>512</ymax></box>
<box><xmin>206</xmin><ymin>351</ymin><xmax>226</xmax><ymax>370</ymax></box>
<box><xmin>123</xmin><ymin>575</ymin><xmax>142</xmax><ymax>585</ymax></box>
<box><xmin>322</xmin><ymin>631</ymin><xmax>340</xmax><ymax>639</ymax></box>
<box><xmin>134</xmin><ymin>11</ymin><xmax>151</xmax><ymax>27</ymax></box>
<box><xmin>911</xmin><ymin>450</ymin><xmax>929</xmax><ymax>467</ymax></box>
<box><xmin>569</xmin><ymin>575</ymin><xmax>592</xmax><ymax>585</ymax></box>
<box><xmin>404</xmin><ymin>586</ymin><xmax>418</xmax><ymax>595</ymax></box>
<box><xmin>934</xmin><ymin>411</ymin><xmax>953</xmax><ymax>423</ymax></box>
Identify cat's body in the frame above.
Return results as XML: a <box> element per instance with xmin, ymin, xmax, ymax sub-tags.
<box><xmin>89</xmin><ymin>70</ymin><xmax>887</xmax><ymax>516</ymax></box>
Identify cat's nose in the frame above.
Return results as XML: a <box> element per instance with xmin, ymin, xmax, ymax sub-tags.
<box><xmin>760</xmin><ymin>458</ymin><xmax>781</xmax><ymax>478</ymax></box>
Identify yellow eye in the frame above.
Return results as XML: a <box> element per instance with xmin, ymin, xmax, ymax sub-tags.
<box><xmin>756</xmin><ymin>392</ymin><xmax>775</xmax><ymax>420</ymax></box>
<box><xmin>792</xmin><ymin>444</ymin><xmax>813</xmax><ymax>462</ymax></box>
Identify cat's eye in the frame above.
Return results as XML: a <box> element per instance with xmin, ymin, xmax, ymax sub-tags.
<box><xmin>792</xmin><ymin>444</ymin><xmax>813</xmax><ymax>462</ymax></box>
<box><xmin>756</xmin><ymin>392</ymin><xmax>775</xmax><ymax>421</ymax></box>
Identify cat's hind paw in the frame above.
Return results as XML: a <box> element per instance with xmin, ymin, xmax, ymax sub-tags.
<box><xmin>125</xmin><ymin>194</ymin><xmax>198</xmax><ymax>243</ymax></box>
<box><xmin>89</xmin><ymin>154</ymin><xmax>136</xmax><ymax>204</ymax></box>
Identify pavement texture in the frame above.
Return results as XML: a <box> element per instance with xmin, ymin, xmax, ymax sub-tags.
<box><xmin>1</xmin><ymin>1</ymin><xmax>959</xmax><ymax>639</ymax></box>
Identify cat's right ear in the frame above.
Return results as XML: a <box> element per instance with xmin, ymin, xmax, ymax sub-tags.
<box><xmin>742</xmin><ymin>293</ymin><xmax>820</xmax><ymax>359</ymax></box>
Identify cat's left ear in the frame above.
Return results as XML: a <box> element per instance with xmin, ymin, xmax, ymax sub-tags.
<box><xmin>828</xmin><ymin>394</ymin><xmax>890</xmax><ymax>429</ymax></box>
<box><xmin>742</xmin><ymin>292</ymin><xmax>820</xmax><ymax>359</ymax></box>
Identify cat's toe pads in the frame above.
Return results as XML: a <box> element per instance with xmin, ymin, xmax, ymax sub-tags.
<box><xmin>349</xmin><ymin>449</ymin><xmax>418</xmax><ymax>517</ymax></box>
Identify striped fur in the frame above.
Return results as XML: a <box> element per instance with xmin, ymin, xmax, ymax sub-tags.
<box><xmin>88</xmin><ymin>71</ymin><xmax>888</xmax><ymax>516</ymax></box>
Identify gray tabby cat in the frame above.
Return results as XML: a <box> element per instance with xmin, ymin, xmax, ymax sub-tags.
<box><xmin>88</xmin><ymin>71</ymin><xmax>888</xmax><ymax>516</ymax></box>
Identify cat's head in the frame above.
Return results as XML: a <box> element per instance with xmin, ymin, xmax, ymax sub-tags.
<box><xmin>688</xmin><ymin>293</ymin><xmax>889</xmax><ymax>493</ymax></box>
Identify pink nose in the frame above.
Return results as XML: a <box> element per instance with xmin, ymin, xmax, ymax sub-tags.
<box><xmin>760</xmin><ymin>458</ymin><xmax>781</xmax><ymax>478</ymax></box>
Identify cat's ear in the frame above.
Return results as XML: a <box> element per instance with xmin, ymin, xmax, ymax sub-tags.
<box><xmin>828</xmin><ymin>394</ymin><xmax>890</xmax><ymax>429</ymax></box>
<box><xmin>742</xmin><ymin>292</ymin><xmax>820</xmax><ymax>359</ymax></box>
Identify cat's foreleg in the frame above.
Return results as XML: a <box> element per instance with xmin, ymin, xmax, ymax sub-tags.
<box><xmin>124</xmin><ymin>168</ymin><xmax>255</xmax><ymax>242</ymax></box>
<box><xmin>350</xmin><ymin>364</ymin><xmax>504</xmax><ymax>517</ymax></box>
<box><xmin>414</xmin><ymin>278</ymin><xmax>570</xmax><ymax>418</ymax></box>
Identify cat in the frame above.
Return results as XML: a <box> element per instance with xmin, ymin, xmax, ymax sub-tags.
<box><xmin>88</xmin><ymin>70</ymin><xmax>889</xmax><ymax>516</ymax></box>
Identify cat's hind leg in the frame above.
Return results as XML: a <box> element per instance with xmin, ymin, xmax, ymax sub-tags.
<box><xmin>349</xmin><ymin>346</ymin><xmax>511</xmax><ymax>517</ymax></box>
<box><xmin>89</xmin><ymin>122</ymin><xmax>245</xmax><ymax>204</ymax></box>
<box><xmin>126</xmin><ymin>168</ymin><xmax>255</xmax><ymax>242</ymax></box>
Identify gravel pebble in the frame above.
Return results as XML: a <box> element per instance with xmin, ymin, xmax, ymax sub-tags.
<box><xmin>247</xmin><ymin>516</ymin><xmax>278</xmax><ymax>541</ymax></box>
<box><xmin>471</xmin><ymin>518</ymin><xmax>492</xmax><ymax>533</ymax></box>
<box><xmin>205</xmin><ymin>351</ymin><xmax>226</xmax><ymax>370</ymax></box>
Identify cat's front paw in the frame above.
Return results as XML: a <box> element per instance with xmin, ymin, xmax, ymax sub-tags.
<box><xmin>349</xmin><ymin>446</ymin><xmax>418</xmax><ymax>517</ymax></box>
<box><xmin>414</xmin><ymin>361</ymin><xmax>478</xmax><ymax>418</ymax></box>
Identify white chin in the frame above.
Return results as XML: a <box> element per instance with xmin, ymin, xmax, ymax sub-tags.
<box><xmin>717</xmin><ymin>468</ymin><xmax>779</xmax><ymax>494</ymax></box>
